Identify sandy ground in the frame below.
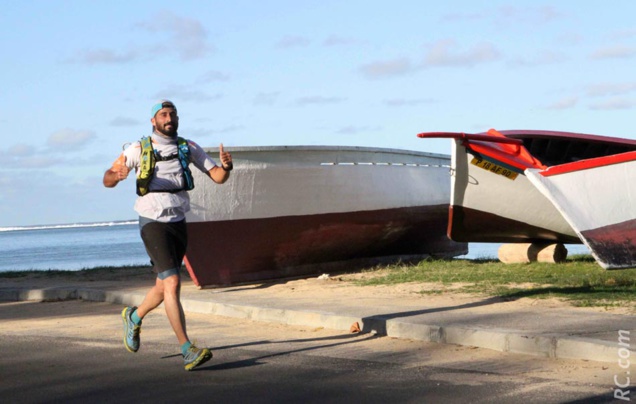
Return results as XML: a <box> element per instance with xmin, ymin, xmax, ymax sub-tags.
<box><xmin>204</xmin><ymin>268</ymin><xmax>636</xmax><ymax>315</ymax></box>
<box><xmin>3</xmin><ymin>266</ymin><xmax>634</xmax><ymax>315</ymax></box>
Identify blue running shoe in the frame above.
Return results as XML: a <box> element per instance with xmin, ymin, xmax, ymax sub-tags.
<box><xmin>121</xmin><ymin>306</ymin><xmax>141</xmax><ymax>353</ymax></box>
<box><xmin>183</xmin><ymin>345</ymin><xmax>212</xmax><ymax>371</ymax></box>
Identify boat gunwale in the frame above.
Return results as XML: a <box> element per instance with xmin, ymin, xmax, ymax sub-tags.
<box><xmin>200</xmin><ymin>144</ymin><xmax>450</xmax><ymax>160</ymax></box>
<box><xmin>535</xmin><ymin>149</ymin><xmax>636</xmax><ymax>177</ymax></box>
<box><xmin>418</xmin><ymin>128</ymin><xmax>636</xmax><ymax>148</ymax></box>
<box><xmin>497</xmin><ymin>129</ymin><xmax>636</xmax><ymax>147</ymax></box>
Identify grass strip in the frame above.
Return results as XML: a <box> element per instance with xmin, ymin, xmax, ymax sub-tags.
<box><xmin>353</xmin><ymin>255</ymin><xmax>636</xmax><ymax>309</ymax></box>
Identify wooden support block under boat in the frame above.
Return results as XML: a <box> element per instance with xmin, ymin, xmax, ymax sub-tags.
<box><xmin>498</xmin><ymin>243</ymin><xmax>568</xmax><ymax>264</ymax></box>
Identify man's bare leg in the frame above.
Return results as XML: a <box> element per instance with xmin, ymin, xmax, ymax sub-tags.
<box><xmin>135</xmin><ymin>277</ymin><xmax>167</xmax><ymax>319</ymax></box>
<box><xmin>160</xmin><ymin>274</ymin><xmax>189</xmax><ymax>345</ymax></box>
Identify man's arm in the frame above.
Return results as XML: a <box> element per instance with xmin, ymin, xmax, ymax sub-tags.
<box><xmin>206</xmin><ymin>165</ymin><xmax>230</xmax><ymax>184</ymax></box>
<box><xmin>205</xmin><ymin>143</ymin><xmax>232</xmax><ymax>184</ymax></box>
<box><xmin>103</xmin><ymin>155</ymin><xmax>130</xmax><ymax>187</ymax></box>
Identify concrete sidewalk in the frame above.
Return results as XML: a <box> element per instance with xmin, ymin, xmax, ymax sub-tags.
<box><xmin>1</xmin><ymin>276</ymin><xmax>634</xmax><ymax>363</ymax></box>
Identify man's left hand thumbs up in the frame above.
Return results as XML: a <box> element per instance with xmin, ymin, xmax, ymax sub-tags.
<box><xmin>219</xmin><ymin>143</ymin><xmax>233</xmax><ymax>171</ymax></box>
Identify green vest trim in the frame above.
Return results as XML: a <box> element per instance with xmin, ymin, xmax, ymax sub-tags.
<box><xmin>136</xmin><ymin>136</ymin><xmax>195</xmax><ymax>196</ymax></box>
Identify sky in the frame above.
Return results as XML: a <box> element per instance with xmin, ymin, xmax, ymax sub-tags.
<box><xmin>1</xmin><ymin>0</ymin><xmax>635</xmax><ymax>227</ymax></box>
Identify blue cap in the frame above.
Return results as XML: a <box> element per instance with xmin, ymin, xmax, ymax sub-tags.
<box><xmin>151</xmin><ymin>100</ymin><xmax>176</xmax><ymax>118</ymax></box>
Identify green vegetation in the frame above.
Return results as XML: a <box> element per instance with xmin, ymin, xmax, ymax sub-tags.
<box><xmin>354</xmin><ymin>255</ymin><xmax>636</xmax><ymax>310</ymax></box>
<box><xmin>0</xmin><ymin>265</ymin><xmax>154</xmax><ymax>280</ymax></box>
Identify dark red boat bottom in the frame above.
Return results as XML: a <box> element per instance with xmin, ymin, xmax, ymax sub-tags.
<box><xmin>184</xmin><ymin>205</ymin><xmax>467</xmax><ymax>287</ymax></box>
<box><xmin>448</xmin><ymin>205</ymin><xmax>581</xmax><ymax>244</ymax></box>
<box><xmin>581</xmin><ymin>218</ymin><xmax>636</xmax><ymax>269</ymax></box>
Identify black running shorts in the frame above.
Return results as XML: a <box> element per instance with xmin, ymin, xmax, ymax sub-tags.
<box><xmin>139</xmin><ymin>218</ymin><xmax>188</xmax><ymax>276</ymax></box>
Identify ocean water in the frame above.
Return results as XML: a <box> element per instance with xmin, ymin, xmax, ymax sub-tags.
<box><xmin>0</xmin><ymin>221</ymin><xmax>591</xmax><ymax>273</ymax></box>
<box><xmin>0</xmin><ymin>221</ymin><xmax>150</xmax><ymax>272</ymax></box>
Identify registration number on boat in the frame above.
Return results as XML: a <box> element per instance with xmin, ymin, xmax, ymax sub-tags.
<box><xmin>470</xmin><ymin>157</ymin><xmax>519</xmax><ymax>180</ymax></box>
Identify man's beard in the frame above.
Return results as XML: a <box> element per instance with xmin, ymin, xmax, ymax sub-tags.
<box><xmin>156</xmin><ymin>121</ymin><xmax>178</xmax><ymax>137</ymax></box>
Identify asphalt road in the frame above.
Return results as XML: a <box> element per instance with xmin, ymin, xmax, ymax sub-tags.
<box><xmin>0</xmin><ymin>301</ymin><xmax>620</xmax><ymax>403</ymax></box>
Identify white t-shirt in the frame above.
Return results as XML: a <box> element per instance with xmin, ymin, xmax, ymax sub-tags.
<box><xmin>118</xmin><ymin>132</ymin><xmax>217</xmax><ymax>222</ymax></box>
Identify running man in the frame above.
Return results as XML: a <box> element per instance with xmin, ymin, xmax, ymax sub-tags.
<box><xmin>103</xmin><ymin>99</ymin><xmax>233</xmax><ymax>371</ymax></box>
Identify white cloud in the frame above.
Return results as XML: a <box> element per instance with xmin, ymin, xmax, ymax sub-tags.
<box><xmin>590</xmin><ymin>45</ymin><xmax>636</xmax><ymax>60</ymax></box>
<box><xmin>46</xmin><ymin>129</ymin><xmax>95</xmax><ymax>150</ymax></box>
<box><xmin>110</xmin><ymin>117</ymin><xmax>140</xmax><ymax>127</ymax></box>
<box><xmin>359</xmin><ymin>40</ymin><xmax>500</xmax><ymax>80</ymax></box>
<box><xmin>69</xmin><ymin>12</ymin><xmax>214</xmax><ymax>65</ymax></box>
<box><xmin>8</xmin><ymin>144</ymin><xmax>34</xmax><ymax>157</ymax></box>
<box><xmin>153</xmin><ymin>87</ymin><xmax>223</xmax><ymax>103</ymax></box>
<box><xmin>359</xmin><ymin>58</ymin><xmax>414</xmax><ymax>79</ymax></box>
<box><xmin>275</xmin><ymin>35</ymin><xmax>311</xmax><ymax>49</ymax></box>
<box><xmin>253</xmin><ymin>92</ymin><xmax>281</xmax><ymax>106</ymax></box>
<box><xmin>589</xmin><ymin>98</ymin><xmax>634</xmax><ymax>110</ymax></box>
<box><xmin>587</xmin><ymin>82</ymin><xmax>636</xmax><ymax>97</ymax></box>
<box><xmin>384</xmin><ymin>98</ymin><xmax>436</xmax><ymax>107</ymax></box>
<box><xmin>497</xmin><ymin>5</ymin><xmax>563</xmax><ymax>24</ymax></box>
<box><xmin>11</xmin><ymin>155</ymin><xmax>65</xmax><ymax>169</ymax></box>
<box><xmin>510</xmin><ymin>50</ymin><xmax>567</xmax><ymax>67</ymax></box>
<box><xmin>556</xmin><ymin>32</ymin><xmax>584</xmax><ymax>46</ymax></box>
<box><xmin>0</xmin><ymin>171</ymin><xmax>133</xmax><ymax>226</ymax></box>
<box><xmin>295</xmin><ymin>96</ymin><xmax>347</xmax><ymax>106</ymax></box>
<box><xmin>1</xmin><ymin>133</ymin><xmax>97</xmax><ymax>170</ymax></box>
<box><xmin>546</xmin><ymin>97</ymin><xmax>578</xmax><ymax>110</ymax></box>
<box><xmin>70</xmin><ymin>49</ymin><xmax>140</xmax><ymax>65</ymax></box>
<box><xmin>323</xmin><ymin>35</ymin><xmax>358</xmax><ymax>47</ymax></box>
<box><xmin>139</xmin><ymin>11</ymin><xmax>214</xmax><ymax>60</ymax></box>
<box><xmin>609</xmin><ymin>29</ymin><xmax>636</xmax><ymax>40</ymax></box>
<box><xmin>423</xmin><ymin>39</ymin><xmax>500</xmax><ymax>68</ymax></box>
<box><xmin>197</xmin><ymin>70</ymin><xmax>231</xmax><ymax>83</ymax></box>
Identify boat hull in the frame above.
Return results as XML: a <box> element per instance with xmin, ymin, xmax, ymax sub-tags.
<box><xmin>185</xmin><ymin>205</ymin><xmax>457</xmax><ymax>286</ymax></box>
<box><xmin>527</xmin><ymin>151</ymin><xmax>636</xmax><ymax>269</ymax></box>
<box><xmin>184</xmin><ymin>146</ymin><xmax>467</xmax><ymax>286</ymax></box>
<box><xmin>448</xmin><ymin>137</ymin><xmax>579</xmax><ymax>243</ymax></box>
<box><xmin>417</xmin><ymin>129</ymin><xmax>636</xmax><ymax>244</ymax></box>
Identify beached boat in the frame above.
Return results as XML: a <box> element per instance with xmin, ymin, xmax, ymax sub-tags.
<box><xmin>183</xmin><ymin>145</ymin><xmax>468</xmax><ymax>287</ymax></box>
<box><xmin>526</xmin><ymin>151</ymin><xmax>636</xmax><ymax>269</ymax></box>
<box><xmin>417</xmin><ymin>129</ymin><xmax>636</xmax><ymax>244</ymax></box>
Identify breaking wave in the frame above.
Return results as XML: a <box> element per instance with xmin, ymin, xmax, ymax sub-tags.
<box><xmin>0</xmin><ymin>220</ymin><xmax>138</xmax><ymax>233</ymax></box>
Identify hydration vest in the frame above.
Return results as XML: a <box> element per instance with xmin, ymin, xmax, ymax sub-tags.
<box><xmin>136</xmin><ymin>136</ymin><xmax>195</xmax><ymax>196</ymax></box>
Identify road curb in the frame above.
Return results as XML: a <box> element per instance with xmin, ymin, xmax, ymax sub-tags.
<box><xmin>1</xmin><ymin>287</ymin><xmax>628</xmax><ymax>363</ymax></box>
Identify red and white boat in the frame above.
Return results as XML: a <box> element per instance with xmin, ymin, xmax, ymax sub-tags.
<box><xmin>526</xmin><ymin>151</ymin><xmax>636</xmax><ymax>269</ymax></box>
<box><xmin>417</xmin><ymin>129</ymin><xmax>636</xmax><ymax>245</ymax></box>
<box><xmin>184</xmin><ymin>145</ymin><xmax>468</xmax><ymax>287</ymax></box>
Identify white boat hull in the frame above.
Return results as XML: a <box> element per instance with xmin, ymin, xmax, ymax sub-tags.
<box><xmin>449</xmin><ymin>139</ymin><xmax>579</xmax><ymax>243</ymax></box>
<box><xmin>184</xmin><ymin>146</ymin><xmax>467</xmax><ymax>286</ymax></box>
<box><xmin>527</xmin><ymin>151</ymin><xmax>636</xmax><ymax>269</ymax></box>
